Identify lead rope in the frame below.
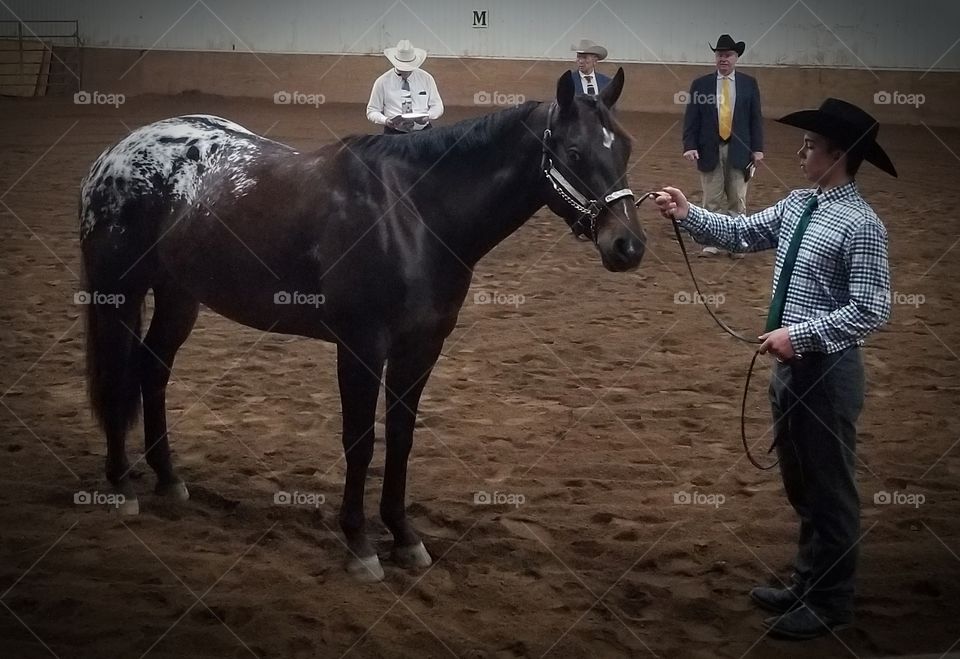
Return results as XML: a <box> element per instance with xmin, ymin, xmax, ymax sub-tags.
<box><xmin>634</xmin><ymin>192</ymin><xmax>778</xmax><ymax>470</ymax></box>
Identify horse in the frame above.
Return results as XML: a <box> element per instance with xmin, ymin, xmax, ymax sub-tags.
<box><xmin>78</xmin><ymin>68</ymin><xmax>645</xmax><ymax>581</ymax></box>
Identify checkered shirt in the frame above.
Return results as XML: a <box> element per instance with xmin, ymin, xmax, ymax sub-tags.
<box><xmin>680</xmin><ymin>181</ymin><xmax>891</xmax><ymax>354</ymax></box>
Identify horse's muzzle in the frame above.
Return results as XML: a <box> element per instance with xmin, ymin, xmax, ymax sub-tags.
<box><xmin>601</xmin><ymin>232</ymin><xmax>645</xmax><ymax>271</ymax></box>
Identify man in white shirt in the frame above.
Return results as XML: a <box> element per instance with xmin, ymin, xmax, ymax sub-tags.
<box><xmin>366</xmin><ymin>40</ymin><xmax>444</xmax><ymax>134</ymax></box>
<box><xmin>570</xmin><ymin>39</ymin><xmax>611</xmax><ymax>96</ymax></box>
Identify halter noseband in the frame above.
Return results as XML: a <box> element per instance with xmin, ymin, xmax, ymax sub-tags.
<box><xmin>540</xmin><ymin>102</ymin><xmax>635</xmax><ymax>243</ymax></box>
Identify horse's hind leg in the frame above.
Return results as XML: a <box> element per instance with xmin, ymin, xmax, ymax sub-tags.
<box><xmin>139</xmin><ymin>281</ymin><xmax>199</xmax><ymax>499</ymax></box>
<box><xmin>381</xmin><ymin>336</ymin><xmax>444</xmax><ymax>568</ymax></box>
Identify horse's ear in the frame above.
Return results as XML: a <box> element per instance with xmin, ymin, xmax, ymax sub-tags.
<box><xmin>600</xmin><ymin>67</ymin><xmax>625</xmax><ymax>108</ymax></box>
<box><xmin>556</xmin><ymin>70</ymin><xmax>576</xmax><ymax>113</ymax></box>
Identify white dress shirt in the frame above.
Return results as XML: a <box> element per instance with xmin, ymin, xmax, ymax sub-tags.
<box><xmin>366</xmin><ymin>68</ymin><xmax>444</xmax><ymax>130</ymax></box>
<box><xmin>579</xmin><ymin>70</ymin><xmax>599</xmax><ymax>95</ymax></box>
<box><xmin>715</xmin><ymin>70</ymin><xmax>736</xmax><ymax>122</ymax></box>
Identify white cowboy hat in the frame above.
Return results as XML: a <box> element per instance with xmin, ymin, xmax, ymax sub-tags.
<box><xmin>571</xmin><ymin>39</ymin><xmax>608</xmax><ymax>60</ymax></box>
<box><xmin>383</xmin><ymin>39</ymin><xmax>427</xmax><ymax>71</ymax></box>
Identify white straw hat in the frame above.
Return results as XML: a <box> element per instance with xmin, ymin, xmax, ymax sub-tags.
<box><xmin>384</xmin><ymin>39</ymin><xmax>427</xmax><ymax>71</ymax></box>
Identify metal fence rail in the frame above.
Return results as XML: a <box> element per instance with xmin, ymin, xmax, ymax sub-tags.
<box><xmin>0</xmin><ymin>19</ymin><xmax>81</xmax><ymax>96</ymax></box>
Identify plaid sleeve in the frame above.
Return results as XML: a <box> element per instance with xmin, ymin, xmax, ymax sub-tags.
<box><xmin>678</xmin><ymin>197</ymin><xmax>785</xmax><ymax>253</ymax></box>
<box><xmin>788</xmin><ymin>218</ymin><xmax>891</xmax><ymax>353</ymax></box>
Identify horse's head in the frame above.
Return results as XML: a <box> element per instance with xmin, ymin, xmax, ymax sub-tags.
<box><xmin>540</xmin><ymin>68</ymin><xmax>646</xmax><ymax>272</ymax></box>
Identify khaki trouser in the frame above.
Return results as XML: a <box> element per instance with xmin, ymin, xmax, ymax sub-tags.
<box><xmin>700</xmin><ymin>141</ymin><xmax>748</xmax><ymax>215</ymax></box>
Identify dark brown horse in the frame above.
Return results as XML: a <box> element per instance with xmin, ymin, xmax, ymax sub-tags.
<box><xmin>79</xmin><ymin>69</ymin><xmax>645</xmax><ymax>580</ymax></box>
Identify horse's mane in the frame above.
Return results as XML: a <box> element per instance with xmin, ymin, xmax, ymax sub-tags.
<box><xmin>341</xmin><ymin>100</ymin><xmax>542</xmax><ymax>163</ymax></box>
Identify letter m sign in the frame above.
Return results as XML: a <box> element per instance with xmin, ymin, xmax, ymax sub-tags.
<box><xmin>472</xmin><ymin>10</ymin><xmax>488</xmax><ymax>28</ymax></box>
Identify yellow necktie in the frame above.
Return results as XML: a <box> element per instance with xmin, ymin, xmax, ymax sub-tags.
<box><xmin>719</xmin><ymin>77</ymin><xmax>732</xmax><ymax>140</ymax></box>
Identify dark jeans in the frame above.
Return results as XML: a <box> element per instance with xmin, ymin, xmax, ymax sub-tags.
<box><xmin>768</xmin><ymin>347</ymin><xmax>865</xmax><ymax>620</ymax></box>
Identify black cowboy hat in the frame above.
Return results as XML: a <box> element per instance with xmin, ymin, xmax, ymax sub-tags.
<box><xmin>710</xmin><ymin>34</ymin><xmax>745</xmax><ymax>56</ymax></box>
<box><xmin>777</xmin><ymin>98</ymin><xmax>897</xmax><ymax>177</ymax></box>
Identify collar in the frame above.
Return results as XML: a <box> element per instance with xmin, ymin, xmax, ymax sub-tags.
<box><xmin>579</xmin><ymin>69</ymin><xmax>596</xmax><ymax>79</ymax></box>
<box><xmin>815</xmin><ymin>180</ymin><xmax>858</xmax><ymax>205</ymax></box>
<box><xmin>716</xmin><ymin>71</ymin><xmax>736</xmax><ymax>81</ymax></box>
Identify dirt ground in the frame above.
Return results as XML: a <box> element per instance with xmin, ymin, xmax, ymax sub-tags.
<box><xmin>1</xmin><ymin>94</ymin><xmax>958</xmax><ymax>659</ymax></box>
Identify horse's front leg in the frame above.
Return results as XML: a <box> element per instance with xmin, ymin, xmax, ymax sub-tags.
<box><xmin>381</xmin><ymin>337</ymin><xmax>444</xmax><ymax>568</ymax></box>
<box><xmin>336</xmin><ymin>341</ymin><xmax>386</xmax><ymax>582</ymax></box>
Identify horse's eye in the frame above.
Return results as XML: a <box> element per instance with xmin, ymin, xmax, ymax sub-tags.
<box><xmin>567</xmin><ymin>149</ymin><xmax>581</xmax><ymax>162</ymax></box>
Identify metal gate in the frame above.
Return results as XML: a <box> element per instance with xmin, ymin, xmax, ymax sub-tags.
<box><xmin>0</xmin><ymin>19</ymin><xmax>81</xmax><ymax>96</ymax></box>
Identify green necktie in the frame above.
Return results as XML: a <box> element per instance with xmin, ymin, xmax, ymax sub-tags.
<box><xmin>765</xmin><ymin>196</ymin><xmax>818</xmax><ymax>332</ymax></box>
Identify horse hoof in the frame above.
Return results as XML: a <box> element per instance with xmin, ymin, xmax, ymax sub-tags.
<box><xmin>393</xmin><ymin>542</ymin><xmax>432</xmax><ymax>568</ymax></box>
<box><xmin>347</xmin><ymin>554</ymin><xmax>385</xmax><ymax>582</ymax></box>
<box><xmin>156</xmin><ymin>481</ymin><xmax>190</xmax><ymax>501</ymax></box>
<box><xmin>115</xmin><ymin>495</ymin><xmax>140</xmax><ymax>516</ymax></box>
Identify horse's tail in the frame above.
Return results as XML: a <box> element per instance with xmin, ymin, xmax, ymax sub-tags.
<box><xmin>79</xmin><ymin>140</ymin><xmax>161</xmax><ymax>434</ymax></box>
<box><xmin>82</xmin><ymin>260</ymin><xmax>145</xmax><ymax>433</ymax></box>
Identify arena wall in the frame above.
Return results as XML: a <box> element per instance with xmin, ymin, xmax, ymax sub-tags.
<box><xmin>4</xmin><ymin>0</ymin><xmax>959</xmax><ymax>125</ymax></box>
<box><xmin>6</xmin><ymin>0</ymin><xmax>959</xmax><ymax>70</ymax></box>
<box><xmin>77</xmin><ymin>47</ymin><xmax>960</xmax><ymax>127</ymax></box>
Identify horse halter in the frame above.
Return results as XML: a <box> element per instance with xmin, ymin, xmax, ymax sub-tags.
<box><xmin>540</xmin><ymin>102</ymin><xmax>635</xmax><ymax>243</ymax></box>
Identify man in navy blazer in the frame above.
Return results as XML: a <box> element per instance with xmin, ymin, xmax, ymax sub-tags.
<box><xmin>682</xmin><ymin>34</ymin><xmax>764</xmax><ymax>255</ymax></box>
<box><xmin>571</xmin><ymin>39</ymin><xmax>611</xmax><ymax>96</ymax></box>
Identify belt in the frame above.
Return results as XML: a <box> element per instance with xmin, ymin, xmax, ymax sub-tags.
<box><xmin>776</xmin><ymin>346</ymin><xmax>857</xmax><ymax>366</ymax></box>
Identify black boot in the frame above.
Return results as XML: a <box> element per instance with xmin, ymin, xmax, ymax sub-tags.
<box><xmin>763</xmin><ymin>604</ymin><xmax>852</xmax><ymax>640</ymax></box>
<box><xmin>749</xmin><ymin>583</ymin><xmax>804</xmax><ymax>614</ymax></box>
